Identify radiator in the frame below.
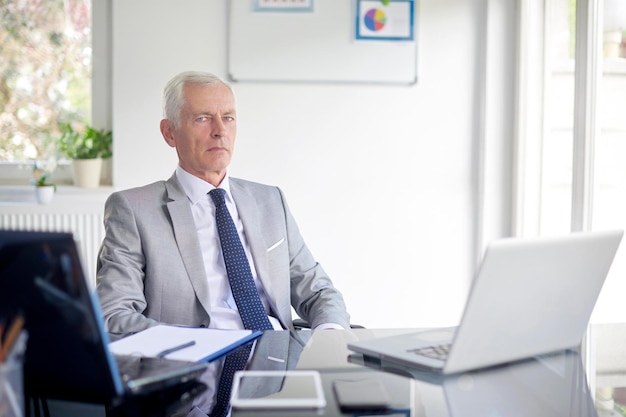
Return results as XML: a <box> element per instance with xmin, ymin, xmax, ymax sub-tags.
<box><xmin>0</xmin><ymin>212</ymin><xmax>104</xmax><ymax>286</ymax></box>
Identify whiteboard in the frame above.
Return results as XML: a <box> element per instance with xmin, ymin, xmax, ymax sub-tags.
<box><xmin>228</xmin><ymin>0</ymin><xmax>418</xmax><ymax>85</ymax></box>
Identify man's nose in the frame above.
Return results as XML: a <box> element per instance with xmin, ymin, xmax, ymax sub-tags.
<box><xmin>211</xmin><ymin>118</ymin><xmax>226</xmax><ymax>137</ymax></box>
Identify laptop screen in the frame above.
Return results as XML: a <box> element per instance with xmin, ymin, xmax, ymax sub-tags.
<box><xmin>0</xmin><ymin>230</ymin><xmax>124</xmax><ymax>402</ymax></box>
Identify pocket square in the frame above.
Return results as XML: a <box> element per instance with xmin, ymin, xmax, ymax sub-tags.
<box><xmin>267</xmin><ymin>238</ymin><xmax>285</xmax><ymax>252</ymax></box>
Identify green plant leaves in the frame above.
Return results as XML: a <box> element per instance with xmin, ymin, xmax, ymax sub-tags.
<box><xmin>58</xmin><ymin>122</ymin><xmax>112</xmax><ymax>160</ymax></box>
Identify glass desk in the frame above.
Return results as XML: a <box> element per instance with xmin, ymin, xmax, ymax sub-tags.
<box><xmin>233</xmin><ymin>325</ymin><xmax>626</xmax><ymax>417</ymax></box>
<box><xmin>41</xmin><ymin>324</ymin><xmax>626</xmax><ymax>417</ymax></box>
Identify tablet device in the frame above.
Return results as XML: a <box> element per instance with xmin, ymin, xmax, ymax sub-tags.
<box><xmin>230</xmin><ymin>370</ymin><xmax>326</xmax><ymax>410</ymax></box>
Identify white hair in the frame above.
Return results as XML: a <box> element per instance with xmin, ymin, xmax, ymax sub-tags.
<box><xmin>162</xmin><ymin>71</ymin><xmax>234</xmax><ymax>127</ymax></box>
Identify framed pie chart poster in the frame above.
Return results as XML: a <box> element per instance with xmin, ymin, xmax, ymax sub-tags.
<box><xmin>356</xmin><ymin>0</ymin><xmax>415</xmax><ymax>41</ymax></box>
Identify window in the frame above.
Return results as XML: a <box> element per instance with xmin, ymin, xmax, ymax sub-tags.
<box><xmin>0</xmin><ymin>0</ymin><xmax>92</xmax><ymax>182</ymax></box>
<box><xmin>517</xmin><ymin>0</ymin><xmax>626</xmax><ymax>322</ymax></box>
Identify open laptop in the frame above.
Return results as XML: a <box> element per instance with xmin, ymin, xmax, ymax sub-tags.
<box><xmin>0</xmin><ymin>230</ymin><xmax>209</xmax><ymax>403</ymax></box>
<box><xmin>348</xmin><ymin>230</ymin><xmax>623</xmax><ymax>375</ymax></box>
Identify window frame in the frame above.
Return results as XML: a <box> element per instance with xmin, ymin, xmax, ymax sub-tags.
<box><xmin>0</xmin><ymin>0</ymin><xmax>112</xmax><ymax>187</ymax></box>
<box><xmin>514</xmin><ymin>0</ymin><xmax>603</xmax><ymax>236</ymax></box>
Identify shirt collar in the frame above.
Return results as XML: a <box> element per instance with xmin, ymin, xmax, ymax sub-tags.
<box><xmin>175</xmin><ymin>165</ymin><xmax>233</xmax><ymax>205</ymax></box>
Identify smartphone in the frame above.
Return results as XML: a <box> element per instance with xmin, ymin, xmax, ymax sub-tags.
<box><xmin>332</xmin><ymin>379</ymin><xmax>392</xmax><ymax>413</ymax></box>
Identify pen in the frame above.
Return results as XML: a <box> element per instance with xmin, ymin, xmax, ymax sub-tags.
<box><xmin>1</xmin><ymin>315</ymin><xmax>25</xmax><ymax>360</ymax></box>
<box><xmin>156</xmin><ymin>340</ymin><xmax>196</xmax><ymax>358</ymax></box>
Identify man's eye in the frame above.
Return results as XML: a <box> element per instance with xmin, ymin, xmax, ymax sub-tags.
<box><xmin>224</xmin><ymin>116</ymin><xmax>235</xmax><ymax>122</ymax></box>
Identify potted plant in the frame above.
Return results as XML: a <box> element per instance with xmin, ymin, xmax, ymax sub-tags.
<box><xmin>58</xmin><ymin>122</ymin><xmax>112</xmax><ymax>188</ymax></box>
<box><xmin>32</xmin><ymin>158</ymin><xmax>57</xmax><ymax>204</ymax></box>
<box><xmin>99</xmin><ymin>126</ymin><xmax>113</xmax><ymax>185</ymax></box>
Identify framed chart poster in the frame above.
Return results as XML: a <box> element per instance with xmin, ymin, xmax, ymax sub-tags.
<box><xmin>356</xmin><ymin>0</ymin><xmax>415</xmax><ymax>41</ymax></box>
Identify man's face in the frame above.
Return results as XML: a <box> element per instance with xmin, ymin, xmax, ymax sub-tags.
<box><xmin>161</xmin><ymin>83</ymin><xmax>237</xmax><ymax>185</ymax></box>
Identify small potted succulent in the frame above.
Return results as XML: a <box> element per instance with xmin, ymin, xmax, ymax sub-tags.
<box><xmin>32</xmin><ymin>158</ymin><xmax>57</xmax><ymax>204</ymax></box>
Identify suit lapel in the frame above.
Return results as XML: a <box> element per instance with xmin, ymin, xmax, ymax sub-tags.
<box><xmin>230</xmin><ymin>181</ymin><xmax>283</xmax><ymax>324</ymax></box>
<box><xmin>165</xmin><ymin>175</ymin><xmax>212</xmax><ymax>316</ymax></box>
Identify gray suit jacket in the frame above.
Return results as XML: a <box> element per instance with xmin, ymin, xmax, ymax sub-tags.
<box><xmin>96</xmin><ymin>173</ymin><xmax>350</xmax><ymax>336</ymax></box>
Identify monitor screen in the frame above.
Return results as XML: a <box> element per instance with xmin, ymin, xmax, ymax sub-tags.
<box><xmin>0</xmin><ymin>230</ymin><xmax>121</xmax><ymax>403</ymax></box>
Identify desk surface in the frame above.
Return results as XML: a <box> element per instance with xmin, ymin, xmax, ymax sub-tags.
<box><xmin>234</xmin><ymin>325</ymin><xmax>626</xmax><ymax>417</ymax></box>
<box><xmin>44</xmin><ymin>325</ymin><xmax>626</xmax><ymax>417</ymax></box>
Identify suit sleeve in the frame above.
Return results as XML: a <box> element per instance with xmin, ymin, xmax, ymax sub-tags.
<box><xmin>96</xmin><ymin>191</ymin><xmax>160</xmax><ymax>336</ymax></box>
<box><xmin>279</xmin><ymin>188</ymin><xmax>352</xmax><ymax>330</ymax></box>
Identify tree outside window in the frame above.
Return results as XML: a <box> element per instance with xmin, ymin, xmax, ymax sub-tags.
<box><xmin>0</xmin><ymin>0</ymin><xmax>92</xmax><ymax>163</ymax></box>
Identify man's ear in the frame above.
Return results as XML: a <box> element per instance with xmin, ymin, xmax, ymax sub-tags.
<box><xmin>160</xmin><ymin>119</ymin><xmax>176</xmax><ymax>148</ymax></box>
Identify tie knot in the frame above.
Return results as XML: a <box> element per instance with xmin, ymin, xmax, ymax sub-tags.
<box><xmin>209</xmin><ymin>188</ymin><xmax>226</xmax><ymax>207</ymax></box>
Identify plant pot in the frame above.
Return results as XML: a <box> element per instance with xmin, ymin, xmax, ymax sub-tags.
<box><xmin>35</xmin><ymin>185</ymin><xmax>55</xmax><ymax>204</ymax></box>
<box><xmin>604</xmin><ymin>31</ymin><xmax>623</xmax><ymax>58</ymax></box>
<box><xmin>100</xmin><ymin>157</ymin><xmax>113</xmax><ymax>186</ymax></box>
<box><xmin>72</xmin><ymin>158</ymin><xmax>103</xmax><ymax>188</ymax></box>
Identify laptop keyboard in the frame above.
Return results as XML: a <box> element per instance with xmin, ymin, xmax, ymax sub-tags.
<box><xmin>407</xmin><ymin>343</ymin><xmax>451</xmax><ymax>361</ymax></box>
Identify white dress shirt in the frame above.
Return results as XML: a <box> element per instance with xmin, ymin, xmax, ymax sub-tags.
<box><xmin>175</xmin><ymin>166</ymin><xmax>283</xmax><ymax>331</ymax></box>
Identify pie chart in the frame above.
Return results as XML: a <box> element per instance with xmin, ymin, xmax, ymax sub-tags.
<box><xmin>364</xmin><ymin>8</ymin><xmax>386</xmax><ymax>32</ymax></box>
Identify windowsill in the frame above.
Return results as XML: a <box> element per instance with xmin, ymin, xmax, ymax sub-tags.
<box><xmin>0</xmin><ymin>185</ymin><xmax>113</xmax><ymax>213</ymax></box>
<box><xmin>0</xmin><ymin>160</ymin><xmax>112</xmax><ymax>188</ymax></box>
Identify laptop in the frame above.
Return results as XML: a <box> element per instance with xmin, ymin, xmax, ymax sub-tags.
<box><xmin>348</xmin><ymin>230</ymin><xmax>623</xmax><ymax>375</ymax></box>
<box><xmin>0</xmin><ymin>230</ymin><xmax>209</xmax><ymax>403</ymax></box>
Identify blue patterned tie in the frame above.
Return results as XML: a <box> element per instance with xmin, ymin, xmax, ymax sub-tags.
<box><xmin>209</xmin><ymin>188</ymin><xmax>273</xmax><ymax>417</ymax></box>
<box><xmin>209</xmin><ymin>188</ymin><xmax>273</xmax><ymax>330</ymax></box>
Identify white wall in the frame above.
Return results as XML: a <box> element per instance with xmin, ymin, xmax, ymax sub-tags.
<box><xmin>111</xmin><ymin>0</ymin><xmax>515</xmax><ymax>328</ymax></box>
